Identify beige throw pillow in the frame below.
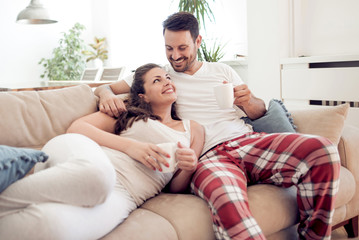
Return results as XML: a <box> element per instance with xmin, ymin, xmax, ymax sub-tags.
<box><xmin>290</xmin><ymin>103</ymin><xmax>349</xmax><ymax>145</ymax></box>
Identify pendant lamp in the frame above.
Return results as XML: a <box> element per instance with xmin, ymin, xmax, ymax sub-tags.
<box><xmin>16</xmin><ymin>0</ymin><xmax>57</xmax><ymax>24</ymax></box>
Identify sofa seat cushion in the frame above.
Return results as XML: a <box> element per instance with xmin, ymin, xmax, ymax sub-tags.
<box><xmin>248</xmin><ymin>184</ymin><xmax>298</xmax><ymax>236</ymax></box>
<box><xmin>100</xmin><ymin>208</ymin><xmax>178</xmax><ymax>240</ymax></box>
<box><xmin>0</xmin><ymin>85</ymin><xmax>98</xmax><ymax>148</ymax></box>
<box><xmin>141</xmin><ymin>193</ymin><xmax>215</xmax><ymax>240</ymax></box>
<box><xmin>266</xmin><ymin>225</ymin><xmax>299</xmax><ymax>240</ymax></box>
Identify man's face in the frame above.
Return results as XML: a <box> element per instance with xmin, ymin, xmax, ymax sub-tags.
<box><xmin>164</xmin><ymin>30</ymin><xmax>201</xmax><ymax>74</ymax></box>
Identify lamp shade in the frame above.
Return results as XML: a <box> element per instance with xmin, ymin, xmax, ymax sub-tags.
<box><xmin>16</xmin><ymin>0</ymin><xmax>57</xmax><ymax>24</ymax></box>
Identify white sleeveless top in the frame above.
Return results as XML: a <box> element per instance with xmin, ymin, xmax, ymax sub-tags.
<box><xmin>101</xmin><ymin>118</ymin><xmax>191</xmax><ymax>206</ymax></box>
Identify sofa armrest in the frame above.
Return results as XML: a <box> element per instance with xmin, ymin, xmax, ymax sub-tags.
<box><xmin>338</xmin><ymin>125</ymin><xmax>359</xmax><ymax>177</ymax></box>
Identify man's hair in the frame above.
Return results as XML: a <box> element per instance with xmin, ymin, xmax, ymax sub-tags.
<box><xmin>162</xmin><ymin>12</ymin><xmax>199</xmax><ymax>42</ymax></box>
<box><xmin>115</xmin><ymin>63</ymin><xmax>180</xmax><ymax>134</ymax></box>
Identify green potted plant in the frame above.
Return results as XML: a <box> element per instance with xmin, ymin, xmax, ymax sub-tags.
<box><xmin>198</xmin><ymin>39</ymin><xmax>225</xmax><ymax>62</ymax></box>
<box><xmin>82</xmin><ymin>37</ymin><xmax>108</xmax><ymax>68</ymax></box>
<box><xmin>39</xmin><ymin>23</ymin><xmax>87</xmax><ymax>80</ymax></box>
<box><xmin>177</xmin><ymin>0</ymin><xmax>225</xmax><ymax>62</ymax></box>
<box><xmin>178</xmin><ymin>0</ymin><xmax>215</xmax><ymax>30</ymax></box>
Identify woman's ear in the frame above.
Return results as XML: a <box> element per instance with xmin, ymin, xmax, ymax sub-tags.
<box><xmin>138</xmin><ymin>93</ymin><xmax>149</xmax><ymax>103</ymax></box>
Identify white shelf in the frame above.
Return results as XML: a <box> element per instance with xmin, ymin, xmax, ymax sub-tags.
<box><xmin>281</xmin><ymin>54</ymin><xmax>359</xmax><ymax>65</ymax></box>
<box><xmin>221</xmin><ymin>58</ymin><xmax>248</xmax><ymax>66</ymax></box>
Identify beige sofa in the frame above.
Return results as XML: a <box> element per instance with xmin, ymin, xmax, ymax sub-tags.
<box><xmin>0</xmin><ymin>84</ymin><xmax>358</xmax><ymax>240</ymax></box>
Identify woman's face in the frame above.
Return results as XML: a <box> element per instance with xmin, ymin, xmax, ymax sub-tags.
<box><xmin>140</xmin><ymin>67</ymin><xmax>177</xmax><ymax>107</ymax></box>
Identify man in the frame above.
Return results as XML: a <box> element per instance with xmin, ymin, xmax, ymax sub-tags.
<box><xmin>95</xmin><ymin>12</ymin><xmax>340</xmax><ymax>240</ymax></box>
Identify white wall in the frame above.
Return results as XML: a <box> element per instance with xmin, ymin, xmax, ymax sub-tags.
<box><xmin>2</xmin><ymin>0</ymin><xmax>358</xmax><ymax>91</ymax></box>
<box><xmin>246</xmin><ymin>0</ymin><xmax>359</xmax><ymax>105</ymax></box>
<box><xmin>107</xmin><ymin>0</ymin><xmax>246</xmax><ymax>75</ymax></box>
<box><xmin>105</xmin><ymin>0</ymin><xmax>177</xmax><ymax>75</ymax></box>
<box><xmin>0</xmin><ymin>0</ymin><xmax>246</xmax><ymax>86</ymax></box>
<box><xmin>0</xmin><ymin>0</ymin><xmax>96</xmax><ymax>84</ymax></box>
<box><xmin>294</xmin><ymin>0</ymin><xmax>359</xmax><ymax>57</ymax></box>
<box><xmin>247</xmin><ymin>0</ymin><xmax>282</xmax><ymax>105</ymax></box>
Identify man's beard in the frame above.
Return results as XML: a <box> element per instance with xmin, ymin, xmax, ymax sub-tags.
<box><xmin>170</xmin><ymin>56</ymin><xmax>195</xmax><ymax>73</ymax></box>
<box><xmin>169</xmin><ymin>57</ymin><xmax>187</xmax><ymax>72</ymax></box>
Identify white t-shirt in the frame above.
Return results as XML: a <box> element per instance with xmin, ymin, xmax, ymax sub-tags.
<box><xmin>124</xmin><ymin>62</ymin><xmax>252</xmax><ymax>154</ymax></box>
<box><xmin>103</xmin><ymin>118</ymin><xmax>191</xmax><ymax>206</ymax></box>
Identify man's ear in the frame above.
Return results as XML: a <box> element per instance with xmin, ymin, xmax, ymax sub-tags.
<box><xmin>138</xmin><ymin>93</ymin><xmax>149</xmax><ymax>103</ymax></box>
<box><xmin>195</xmin><ymin>35</ymin><xmax>202</xmax><ymax>49</ymax></box>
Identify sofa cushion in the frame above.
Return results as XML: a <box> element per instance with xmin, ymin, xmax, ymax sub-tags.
<box><xmin>248</xmin><ymin>185</ymin><xmax>298</xmax><ymax>236</ymax></box>
<box><xmin>141</xmin><ymin>193</ymin><xmax>215</xmax><ymax>240</ymax></box>
<box><xmin>290</xmin><ymin>103</ymin><xmax>349</xmax><ymax>145</ymax></box>
<box><xmin>100</xmin><ymin>208</ymin><xmax>178</xmax><ymax>240</ymax></box>
<box><xmin>0</xmin><ymin>145</ymin><xmax>48</xmax><ymax>193</ymax></box>
<box><xmin>242</xmin><ymin>99</ymin><xmax>296</xmax><ymax>133</ymax></box>
<box><xmin>0</xmin><ymin>85</ymin><xmax>98</xmax><ymax>148</ymax></box>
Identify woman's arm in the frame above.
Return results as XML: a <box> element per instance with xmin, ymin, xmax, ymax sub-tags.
<box><xmin>168</xmin><ymin>120</ymin><xmax>205</xmax><ymax>193</ymax></box>
<box><xmin>67</xmin><ymin>112</ymin><xmax>170</xmax><ymax>170</ymax></box>
<box><xmin>67</xmin><ymin>111</ymin><xmax>130</xmax><ymax>150</ymax></box>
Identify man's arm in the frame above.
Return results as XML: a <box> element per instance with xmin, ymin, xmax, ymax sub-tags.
<box><xmin>233</xmin><ymin>84</ymin><xmax>266</xmax><ymax>120</ymax></box>
<box><xmin>94</xmin><ymin>80</ymin><xmax>131</xmax><ymax>117</ymax></box>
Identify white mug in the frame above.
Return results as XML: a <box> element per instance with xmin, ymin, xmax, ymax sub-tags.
<box><xmin>156</xmin><ymin>142</ymin><xmax>177</xmax><ymax>173</ymax></box>
<box><xmin>213</xmin><ymin>83</ymin><xmax>234</xmax><ymax>109</ymax></box>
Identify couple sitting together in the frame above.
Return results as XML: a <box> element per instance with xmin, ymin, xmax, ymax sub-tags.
<box><xmin>0</xmin><ymin>12</ymin><xmax>340</xmax><ymax>240</ymax></box>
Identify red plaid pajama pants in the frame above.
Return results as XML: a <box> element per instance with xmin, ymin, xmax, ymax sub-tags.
<box><xmin>190</xmin><ymin>132</ymin><xmax>340</xmax><ymax>240</ymax></box>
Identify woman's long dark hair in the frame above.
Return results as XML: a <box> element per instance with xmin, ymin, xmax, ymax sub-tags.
<box><xmin>114</xmin><ymin>63</ymin><xmax>181</xmax><ymax>134</ymax></box>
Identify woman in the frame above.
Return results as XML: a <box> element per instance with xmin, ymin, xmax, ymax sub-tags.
<box><xmin>0</xmin><ymin>63</ymin><xmax>204</xmax><ymax>240</ymax></box>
